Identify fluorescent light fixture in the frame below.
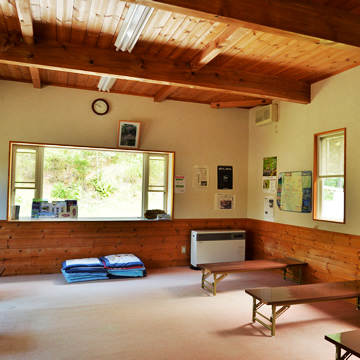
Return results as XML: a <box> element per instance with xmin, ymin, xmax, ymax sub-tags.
<box><xmin>97</xmin><ymin>76</ymin><xmax>116</xmax><ymax>92</ymax></box>
<box><xmin>115</xmin><ymin>4</ymin><xmax>154</xmax><ymax>53</ymax></box>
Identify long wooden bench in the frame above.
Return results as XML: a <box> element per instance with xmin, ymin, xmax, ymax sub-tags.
<box><xmin>245</xmin><ymin>280</ymin><xmax>360</xmax><ymax>336</ymax></box>
<box><xmin>198</xmin><ymin>258</ymin><xmax>307</xmax><ymax>295</ymax></box>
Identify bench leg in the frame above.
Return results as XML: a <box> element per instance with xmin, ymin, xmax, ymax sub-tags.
<box><xmin>251</xmin><ymin>298</ymin><xmax>291</xmax><ymax>336</ymax></box>
<box><xmin>282</xmin><ymin>267</ymin><xmax>303</xmax><ymax>284</ymax></box>
<box><xmin>335</xmin><ymin>345</ymin><xmax>352</xmax><ymax>360</ymax></box>
<box><xmin>201</xmin><ymin>270</ymin><xmax>227</xmax><ymax>296</ymax></box>
<box><xmin>201</xmin><ymin>269</ymin><xmax>210</xmax><ymax>290</ymax></box>
<box><xmin>213</xmin><ymin>274</ymin><xmax>227</xmax><ymax>295</ymax></box>
<box><xmin>251</xmin><ymin>299</ymin><xmax>291</xmax><ymax>336</ymax></box>
<box><xmin>271</xmin><ymin>306</ymin><xmax>277</xmax><ymax>336</ymax></box>
<box><xmin>251</xmin><ymin>297</ymin><xmax>262</xmax><ymax>323</ymax></box>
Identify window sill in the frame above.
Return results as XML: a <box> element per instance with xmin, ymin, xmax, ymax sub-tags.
<box><xmin>8</xmin><ymin>217</ymin><xmax>172</xmax><ymax>222</ymax></box>
<box><xmin>313</xmin><ymin>217</ymin><xmax>345</xmax><ymax>224</ymax></box>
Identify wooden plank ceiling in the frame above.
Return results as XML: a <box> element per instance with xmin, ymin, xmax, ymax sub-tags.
<box><xmin>0</xmin><ymin>0</ymin><xmax>360</xmax><ymax>108</ymax></box>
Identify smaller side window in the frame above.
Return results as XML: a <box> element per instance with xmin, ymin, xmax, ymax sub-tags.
<box><xmin>313</xmin><ymin>128</ymin><xmax>345</xmax><ymax>223</ymax></box>
<box><xmin>11</xmin><ymin>146</ymin><xmax>43</xmax><ymax>218</ymax></box>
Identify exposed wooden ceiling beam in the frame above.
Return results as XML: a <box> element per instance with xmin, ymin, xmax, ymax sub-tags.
<box><xmin>0</xmin><ymin>39</ymin><xmax>310</xmax><ymax>103</ymax></box>
<box><xmin>211</xmin><ymin>99</ymin><xmax>272</xmax><ymax>109</ymax></box>
<box><xmin>15</xmin><ymin>0</ymin><xmax>34</xmax><ymax>45</ymax></box>
<box><xmin>29</xmin><ymin>67</ymin><xmax>41</xmax><ymax>89</ymax></box>
<box><xmin>154</xmin><ymin>26</ymin><xmax>245</xmax><ymax>102</ymax></box>
<box><xmin>189</xmin><ymin>25</ymin><xmax>251</xmax><ymax>71</ymax></box>
<box><xmin>15</xmin><ymin>0</ymin><xmax>40</xmax><ymax>89</ymax></box>
<box><xmin>130</xmin><ymin>0</ymin><xmax>360</xmax><ymax>51</ymax></box>
<box><xmin>154</xmin><ymin>85</ymin><xmax>177</xmax><ymax>102</ymax></box>
<box><xmin>155</xmin><ymin>25</ymin><xmax>252</xmax><ymax>102</ymax></box>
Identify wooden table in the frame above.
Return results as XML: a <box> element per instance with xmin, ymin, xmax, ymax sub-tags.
<box><xmin>325</xmin><ymin>329</ymin><xmax>360</xmax><ymax>360</ymax></box>
<box><xmin>245</xmin><ymin>280</ymin><xmax>360</xmax><ymax>336</ymax></box>
<box><xmin>198</xmin><ymin>258</ymin><xmax>307</xmax><ymax>295</ymax></box>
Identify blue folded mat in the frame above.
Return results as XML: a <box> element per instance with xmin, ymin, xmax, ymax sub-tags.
<box><xmin>61</xmin><ymin>254</ymin><xmax>146</xmax><ymax>283</ymax></box>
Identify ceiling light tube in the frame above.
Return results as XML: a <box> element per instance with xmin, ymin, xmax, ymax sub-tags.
<box><xmin>115</xmin><ymin>4</ymin><xmax>154</xmax><ymax>53</ymax></box>
<box><xmin>97</xmin><ymin>76</ymin><xmax>116</xmax><ymax>92</ymax></box>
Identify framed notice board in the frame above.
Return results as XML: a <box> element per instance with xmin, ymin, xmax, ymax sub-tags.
<box><xmin>276</xmin><ymin>171</ymin><xmax>312</xmax><ymax>213</ymax></box>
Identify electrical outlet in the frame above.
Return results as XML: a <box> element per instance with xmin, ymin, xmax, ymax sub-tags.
<box><xmin>181</xmin><ymin>246</ymin><xmax>186</xmax><ymax>254</ymax></box>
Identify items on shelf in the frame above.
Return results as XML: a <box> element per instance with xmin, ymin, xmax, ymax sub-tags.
<box><xmin>144</xmin><ymin>209</ymin><xmax>166</xmax><ymax>219</ymax></box>
<box><xmin>31</xmin><ymin>199</ymin><xmax>78</xmax><ymax>219</ymax></box>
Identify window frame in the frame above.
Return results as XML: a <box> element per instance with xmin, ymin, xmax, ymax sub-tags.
<box><xmin>313</xmin><ymin>128</ymin><xmax>346</xmax><ymax>223</ymax></box>
<box><xmin>7</xmin><ymin>141</ymin><xmax>175</xmax><ymax>222</ymax></box>
<box><xmin>142</xmin><ymin>153</ymin><xmax>168</xmax><ymax>212</ymax></box>
<box><xmin>10</xmin><ymin>145</ymin><xmax>43</xmax><ymax>205</ymax></box>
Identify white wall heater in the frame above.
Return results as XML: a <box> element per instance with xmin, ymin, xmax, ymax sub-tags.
<box><xmin>190</xmin><ymin>229</ymin><xmax>245</xmax><ymax>267</ymax></box>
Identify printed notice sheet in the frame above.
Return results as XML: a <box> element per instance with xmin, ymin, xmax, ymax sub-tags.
<box><xmin>193</xmin><ymin>165</ymin><xmax>209</xmax><ymax>189</ymax></box>
<box><xmin>264</xmin><ymin>196</ymin><xmax>274</xmax><ymax>221</ymax></box>
<box><xmin>174</xmin><ymin>176</ymin><xmax>186</xmax><ymax>193</ymax></box>
<box><xmin>263</xmin><ymin>156</ymin><xmax>277</xmax><ymax>193</ymax></box>
<box><xmin>215</xmin><ymin>193</ymin><xmax>235</xmax><ymax>210</ymax></box>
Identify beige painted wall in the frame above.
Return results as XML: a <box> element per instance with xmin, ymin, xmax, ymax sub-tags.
<box><xmin>0</xmin><ymin>81</ymin><xmax>248</xmax><ymax>220</ymax></box>
<box><xmin>247</xmin><ymin>66</ymin><xmax>360</xmax><ymax>236</ymax></box>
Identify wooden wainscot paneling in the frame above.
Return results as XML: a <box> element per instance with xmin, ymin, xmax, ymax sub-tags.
<box><xmin>246</xmin><ymin>219</ymin><xmax>360</xmax><ymax>286</ymax></box>
<box><xmin>0</xmin><ymin>218</ymin><xmax>247</xmax><ymax>276</ymax></box>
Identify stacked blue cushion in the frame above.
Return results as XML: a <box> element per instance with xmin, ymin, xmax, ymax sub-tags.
<box><xmin>61</xmin><ymin>257</ymin><xmax>108</xmax><ymax>283</ymax></box>
<box><xmin>99</xmin><ymin>254</ymin><xmax>147</xmax><ymax>278</ymax></box>
<box><xmin>61</xmin><ymin>254</ymin><xmax>146</xmax><ymax>283</ymax></box>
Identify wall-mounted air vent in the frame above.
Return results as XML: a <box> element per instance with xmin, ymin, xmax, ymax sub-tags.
<box><xmin>255</xmin><ymin>104</ymin><xmax>278</xmax><ymax>126</ymax></box>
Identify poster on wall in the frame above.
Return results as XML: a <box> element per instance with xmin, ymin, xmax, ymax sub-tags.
<box><xmin>214</xmin><ymin>193</ymin><xmax>236</xmax><ymax>210</ymax></box>
<box><xmin>217</xmin><ymin>165</ymin><xmax>233</xmax><ymax>189</ymax></box>
<box><xmin>263</xmin><ymin>156</ymin><xmax>277</xmax><ymax>193</ymax></box>
<box><xmin>277</xmin><ymin>171</ymin><xmax>312</xmax><ymax>213</ymax></box>
<box><xmin>174</xmin><ymin>176</ymin><xmax>186</xmax><ymax>193</ymax></box>
<box><xmin>264</xmin><ymin>196</ymin><xmax>274</xmax><ymax>221</ymax></box>
<box><xmin>193</xmin><ymin>165</ymin><xmax>209</xmax><ymax>189</ymax></box>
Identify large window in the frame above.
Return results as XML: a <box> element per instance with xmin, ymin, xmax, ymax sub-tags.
<box><xmin>8</xmin><ymin>142</ymin><xmax>174</xmax><ymax>221</ymax></box>
<box><xmin>314</xmin><ymin>129</ymin><xmax>345</xmax><ymax>223</ymax></box>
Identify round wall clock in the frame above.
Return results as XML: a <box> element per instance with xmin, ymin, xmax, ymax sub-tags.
<box><xmin>92</xmin><ymin>98</ymin><xmax>109</xmax><ymax>115</ymax></box>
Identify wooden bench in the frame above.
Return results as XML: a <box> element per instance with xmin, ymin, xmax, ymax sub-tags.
<box><xmin>325</xmin><ymin>329</ymin><xmax>360</xmax><ymax>360</ymax></box>
<box><xmin>198</xmin><ymin>258</ymin><xmax>307</xmax><ymax>295</ymax></box>
<box><xmin>245</xmin><ymin>280</ymin><xmax>360</xmax><ymax>336</ymax></box>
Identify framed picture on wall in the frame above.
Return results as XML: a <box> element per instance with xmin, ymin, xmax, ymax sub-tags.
<box><xmin>117</xmin><ymin>120</ymin><xmax>141</xmax><ymax>149</ymax></box>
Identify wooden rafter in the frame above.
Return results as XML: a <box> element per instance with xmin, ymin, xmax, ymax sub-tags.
<box><xmin>189</xmin><ymin>25</ymin><xmax>251</xmax><ymax>71</ymax></box>
<box><xmin>154</xmin><ymin>85</ymin><xmax>177</xmax><ymax>102</ymax></box>
<box><xmin>211</xmin><ymin>99</ymin><xmax>272</xmax><ymax>109</ymax></box>
<box><xmin>130</xmin><ymin>0</ymin><xmax>360</xmax><ymax>52</ymax></box>
<box><xmin>15</xmin><ymin>0</ymin><xmax>34</xmax><ymax>45</ymax></box>
<box><xmin>14</xmin><ymin>0</ymin><xmax>40</xmax><ymax>89</ymax></box>
<box><xmin>29</xmin><ymin>67</ymin><xmax>41</xmax><ymax>89</ymax></box>
<box><xmin>154</xmin><ymin>25</ymin><xmax>251</xmax><ymax>102</ymax></box>
<box><xmin>0</xmin><ymin>39</ymin><xmax>311</xmax><ymax>103</ymax></box>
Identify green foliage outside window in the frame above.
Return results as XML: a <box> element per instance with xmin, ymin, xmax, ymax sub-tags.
<box><xmin>323</xmin><ymin>178</ymin><xmax>344</xmax><ymax>201</ymax></box>
<box><xmin>42</xmin><ymin>148</ymin><xmax>144</xmax><ymax>217</ymax></box>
